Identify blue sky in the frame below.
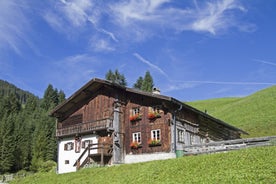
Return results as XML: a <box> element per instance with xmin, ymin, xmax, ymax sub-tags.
<box><xmin>0</xmin><ymin>0</ymin><xmax>276</xmax><ymax>101</ymax></box>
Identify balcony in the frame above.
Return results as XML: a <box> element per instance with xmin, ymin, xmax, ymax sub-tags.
<box><xmin>56</xmin><ymin>118</ymin><xmax>113</xmax><ymax>137</ymax></box>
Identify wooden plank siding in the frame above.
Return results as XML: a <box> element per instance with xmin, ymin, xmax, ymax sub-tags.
<box><xmin>51</xmin><ymin>78</ymin><xmax>246</xmax><ymax>171</ymax></box>
<box><xmin>57</xmin><ymin>88</ymin><xmax>116</xmax><ymax>137</ymax></box>
<box><xmin>124</xmin><ymin>93</ymin><xmax>172</xmax><ymax>154</ymax></box>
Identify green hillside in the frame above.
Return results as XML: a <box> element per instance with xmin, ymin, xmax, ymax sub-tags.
<box><xmin>0</xmin><ymin>80</ymin><xmax>36</xmax><ymax>104</ymax></box>
<box><xmin>11</xmin><ymin>146</ymin><xmax>276</xmax><ymax>184</ymax></box>
<box><xmin>188</xmin><ymin>86</ymin><xmax>276</xmax><ymax>137</ymax></box>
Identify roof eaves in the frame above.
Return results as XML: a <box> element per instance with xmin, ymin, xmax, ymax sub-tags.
<box><xmin>170</xmin><ymin>98</ymin><xmax>248</xmax><ymax>135</ymax></box>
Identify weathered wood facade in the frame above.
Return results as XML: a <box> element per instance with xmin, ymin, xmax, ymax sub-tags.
<box><xmin>51</xmin><ymin>78</ymin><xmax>246</xmax><ymax>174</ymax></box>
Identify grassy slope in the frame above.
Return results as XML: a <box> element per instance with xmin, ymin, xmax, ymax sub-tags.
<box><xmin>12</xmin><ymin>146</ymin><xmax>276</xmax><ymax>184</ymax></box>
<box><xmin>188</xmin><ymin>86</ymin><xmax>276</xmax><ymax>137</ymax></box>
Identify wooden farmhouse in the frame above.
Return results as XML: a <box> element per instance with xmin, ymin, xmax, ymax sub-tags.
<box><xmin>50</xmin><ymin>78</ymin><xmax>246</xmax><ymax>174</ymax></box>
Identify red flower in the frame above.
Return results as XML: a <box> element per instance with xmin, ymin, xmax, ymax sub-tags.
<box><xmin>129</xmin><ymin>114</ymin><xmax>141</xmax><ymax>122</ymax></box>
<box><xmin>147</xmin><ymin>112</ymin><xmax>161</xmax><ymax>119</ymax></box>
<box><xmin>130</xmin><ymin>141</ymin><xmax>140</xmax><ymax>149</ymax></box>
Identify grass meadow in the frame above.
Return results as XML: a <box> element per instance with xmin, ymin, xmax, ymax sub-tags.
<box><xmin>12</xmin><ymin>146</ymin><xmax>276</xmax><ymax>184</ymax></box>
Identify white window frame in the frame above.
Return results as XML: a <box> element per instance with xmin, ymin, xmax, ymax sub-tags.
<box><xmin>82</xmin><ymin>140</ymin><xmax>93</xmax><ymax>148</ymax></box>
<box><xmin>64</xmin><ymin>142</ymin><xmax>74</xmax><ymax>151</ymax></box>
<box><xmin>177</xmin><ymin>129</ymin><xmax>185</xmax><ymax>143</ymax></box>
<box><xmin>132</xmin><ymin>107</ymin><xmax>140</xmax><ymax>115</ymax></box>
<box><xmin>151</xmin><ymin>129</ymin><xmax>161</xmax><ymax>141</ymax></box>
<box><xmin>132</xmin><ymin>132</ymin><xmax>141</xmax><ymax>144</ymax></box>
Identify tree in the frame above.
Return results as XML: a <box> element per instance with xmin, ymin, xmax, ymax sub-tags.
<box><xmin>0</xmin><ymin>81</ymin><xmax>64</xmax><ymax>173</ymax></box>
<box><xmin>105</xmin><ymin>69</ymin><xmax>127</xmax><ymax>86</ymax></box>
<box><xmin>133</xmin><ymin>76</ymin><xmax>143</xmax><ymax>90</ymax></box>
<box><xmin>0</xmin><ymin>114</ymin><xmax>15</xmax><ymax>173</ymax></box>
<box><xmin>58</xmin><ymin>90</ymin><xmax>66</xmax><ymax>104</ymax></box>
<box><xmin>41</xmin><ymin>84</ymin><xmax>59</xmax><ymax>111</ymax></box>
<box><xmin>134</xmin><ymin>71</ymin><xmax>154</xmax><ymax>92</ymax></box>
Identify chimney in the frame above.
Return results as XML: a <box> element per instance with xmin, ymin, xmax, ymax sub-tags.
<box><xmin>152</xmin><ymin>87</ymin><xmax>160</xmax><ymax>95</ymax></box>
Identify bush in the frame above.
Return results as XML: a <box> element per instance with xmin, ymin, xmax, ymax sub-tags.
<box><xmin>38</xmin><ymin>160</ymin><xmax>57</xmax><ymax>173</ymax></box>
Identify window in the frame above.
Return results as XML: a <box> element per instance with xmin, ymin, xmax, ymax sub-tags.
<box><xmin>177</xmin><ymin>129</ymin><xmax>185</xmax><ymax>143</ymax></box>
<box><xmin>64</xmin><ymin>142</ymin><xmax>74</xmax><ymax>151</ymax></box>
<box><xmin>129</xmin><ymin>107</ymin><xmax>142</xmax><ymax>122</ymax></box>
<box><xmin>82</xmin><ymin>140</ymin><xmax>93</xmax><ymax>148</ymax></box>
<box><xmin>151</xmin><ymin>129</ymin><xmax>161</xmax><ymax>141</ymax></box>
<box><xmin>149</xmin><ymin>106</ymin><xmax>161</xmax><ymax>114</ymax></box>
<box><xmin>65</xmin><ymin>160</ymin><xmax>69</xmax><ymax>164</ymax></box>
<box><xmin>148</xmin><ymin>106</ymin><xmax>162</xmax><ymax>119</ymax></box>
<box><xmin>190</xmin><ymin>134</ymin><xmax>194</xmax><ymax>145</ymax></box>
<box><xmin>133</xmin><ymin>107</ymin><xmax>140</xmax><ymax>115</ymax></box>
<box><xmin>132</xmin><ymin>132</ymin><xmax>141</xmax><ymax>143</ymax></box>
<box><xmin>75</xmin><ymin>137</ymin><xmax>81</xmax><ymax>153</ymax></box>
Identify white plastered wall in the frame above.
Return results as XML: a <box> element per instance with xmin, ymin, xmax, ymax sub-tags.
<box><xmin>57</xmin><ymin>134</ymin><xmax>98</xmax><ymax>174</ymax></box>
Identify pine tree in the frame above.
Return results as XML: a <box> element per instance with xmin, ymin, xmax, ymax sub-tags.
<box><xmin>58</xmin><ymin>90</ymin><xmax>66</xmax><ymax>104</ymax></box>
<box><xmin>105</xmin><ymin>69</ymin><xmax>127</xmax><ymax>86</ymax></box>
<box><xmin>0</xmin><ymin>114</ymin><xmax>15</xmax><ymax>173</ymax></box>
<box><xmin>41</xmin><ymin>84</ymin><xmax>59</xmax><ymax>111</ymax></box>
<box><xmin>133</xmin><ymin>76</ymin><xmax>144</xmax><ymax>90</ymax></box>
<box><xmin>141</xmin><ymin>71</ymin><xmax>154</xmax><ymax>92</ymax></box>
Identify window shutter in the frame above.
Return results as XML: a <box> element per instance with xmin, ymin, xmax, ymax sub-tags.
<box><xmin>64</xmin><ymin>143</ymin><xmax>68</xmax><ymax>151</ymax></box>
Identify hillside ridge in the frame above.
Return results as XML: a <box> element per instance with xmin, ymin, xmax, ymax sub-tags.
<box><xmin>188</xmin><ymin>85</ymin><xmax>276</xmax><ymax>137</ymax></box>
<box><xmin>0</xmin><ymin>79</ymin><xmax>36</xmax><ymax>104</ymax></box>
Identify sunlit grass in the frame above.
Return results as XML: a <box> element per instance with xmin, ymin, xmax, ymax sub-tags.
<box><xmin>12</xmin><ymin>146</ymin><xmax>276</xmax><ymax>184</ymax></box>
<box><xmin>188</xmin><ymin>86</ymin><xmax>276</xmax><ymax>137</ymax></box>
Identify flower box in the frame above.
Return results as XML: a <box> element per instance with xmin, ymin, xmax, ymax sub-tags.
<box><xmin>129</xmin><ymin>114</ymin><xmax>142</xmax><ymax>122</ymax></box>
<box><xmin>148</xmin><ymin>139</ymin><xmax>161</xmax><ymax>147</ymax></box>
<box><xmin>147</xmin><ymin>112</ymin><xmax>161</xmax><ymax>120</ymax></box>
<box><xmin>130</xmin><ymin>141</ymin><xmax>142</xmax><ymax>149</ymax></box>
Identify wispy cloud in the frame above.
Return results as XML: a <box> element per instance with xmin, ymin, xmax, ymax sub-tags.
<box><xmin>0</xmin><ymin>1</ymin><xmax>31</xmax><ymax>54</ymax></box>
<box><xmin>44</xmin><ymin>0</ymin><xmax>118</xmax><ymax>52</ymax></box>
<box><xmin>89</xmin><ymin>37</ymin><xmax>115</xmax><ymax>52</ymax></box>
<box><xmin>190</xmin><ymin>0</ymin><xmax>247</xmax><ymax>34</ymax></box>
<box><xmin>174</xmin><ymin>80</ymin><xmax>276</xmax><ymax>85</ymax></box>
<box><xmin>163</xmin><ymin>80</ymin><xmax>275</xmax><ymax>94</ymax></box>
<box><xmin>133</xmin><ymin>53</ymin><xmax>168</xmax><ymax>78</ymax></box>
<box><xmin>254</xmin><ymin>59</ymin><xmax>276</xmax><ymax>67</ymax></box>
<box><xmin>42</xmin><ymin>0</ymin><xmax>253</xmax><ymax>53</ymax></box>
<box><xmin>163</xmin><ymin>83</ymin><xmax>198</xmax><ymax>93</ymax></box>
<box><xmin>47</xmin><ymin>54</ymin><xmax>99</xmax><ymax>94</ymax></box>
<box><xmin>111</xmin><ymin>0</ymin><xmax>250</xmax><ymax>35</ymax></box>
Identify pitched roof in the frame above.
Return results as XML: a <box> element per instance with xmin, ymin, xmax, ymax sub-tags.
<box><xmin>50</xmin><ymin>78</ymin><xmax>247</xmax><ymax>135</ymax></box>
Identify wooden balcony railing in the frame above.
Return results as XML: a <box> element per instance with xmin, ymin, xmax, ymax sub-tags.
<box><xmin>74</xmin><ymin>142</ymin><xmax>113</xmax><ymax>169</ymax></box>
<box><xmin>56</xmin><ymin>118</ymin><xmax>113</xmax><ymax>137</ymax></box>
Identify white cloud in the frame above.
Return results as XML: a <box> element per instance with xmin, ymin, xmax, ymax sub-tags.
<box><xmin>0</xmin><ymin>1</ymin><xmax>31</xmax><ymax>54</ymax></box>
<box><xmin>98</xmin><ymin>28</ymin><xmax>119</xmax><ymax>42</ymax></box>
<box><xmin>48</xmin><ymin>54</ymin><xmax>99</xmax><ymax>94</ymax></box>
<box><xmin>133</xmin><ymin>53</ymin><xmax>168</xmax><ymax>78</ymax></box>
<box><xmin>111</xmin><ymin>0</ymin><xmax>249</xmax><ymax>35</ymax></box>
<box><xmin>89</xmin><ymin>37</ymin><xmax>115</xmax><ymax>52</ymax></box>
<box><xmin>172</xmin><ymin>80</ymin><xmax>276</xmax><ymax>85</ymax></box>
<box><xmin>190</xmin><ymin>0</ymin><xmax>247</xmax><ymax>34</ymax></box>
<box><xmin>111</xmin><ymin>0</ymin><xmax>170</xmax><ymax>23</ymax></box>
<box><xmin>59</xmin><ymin>0</ymin><xmax>93</xmax><ymax>27</ymax></box>
<box><xmin>163</xmin><ymin>83</ymin><xmax>198</xmax><ymax>93</ymax></box>
<box><xmin>42</xmin><ymin>0</ymin><xmax>253</xmax><ymax>52</ymax></box>
<box><xmin>254</xmin><ymin>59</ymin><xmax>276</xmax><ymax>67</ymax></box>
